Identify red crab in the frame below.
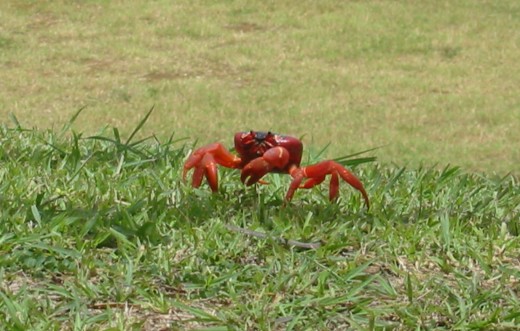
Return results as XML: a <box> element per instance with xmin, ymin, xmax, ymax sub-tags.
<box><xmin>183</xmin><ymin>131</ymin><xmax>369</xmax><ymax>208</ymax></box>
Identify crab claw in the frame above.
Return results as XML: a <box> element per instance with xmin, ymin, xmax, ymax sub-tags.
<box><xmin>240</xmin><ymin>146</ymin><xmax>290</xmax><ymax>186</ymax></box>
<box><xmin>183</xmin><ymin>143</ymin><xmax>241</xmax><ymax>192</ymax></box>
<box><xmin>287</xmin><ymin>161</ymin><xmax>369</xmax><ymax>209</ymax></box>
<box><xmin>240</xmin><ymin>158</ymin><xmax>273</xmax><ymax>186</ymax></box>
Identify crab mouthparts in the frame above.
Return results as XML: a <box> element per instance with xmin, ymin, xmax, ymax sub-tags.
<box><xmin>253</xmin><ymin>131</ymin><xmax>270</xmax><ymax>142</ymax></box>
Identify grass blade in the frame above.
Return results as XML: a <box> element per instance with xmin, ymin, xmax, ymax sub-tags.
<box><xmin>59</xmin><ymin>106</ymin><xmax>86</xmax><ymax>137</ymax></box>
<box><xmin>125</xmin><ymin>105</ymin><xmax>154</xmax><ymax>145</ymax></box>
<box><xmin>0</xmin><ymin>291</ymin><xmax>26</xmax><ymax>330</ymax></box>
<box><xmin>8</xmin><ymin>113</ymin><xmax>23</xmax><ymax>130</ymax></box>
<box><xmin>169</xmin><ymin>301</ymin><xmax>220</xmax><ymax>322</ymax></box>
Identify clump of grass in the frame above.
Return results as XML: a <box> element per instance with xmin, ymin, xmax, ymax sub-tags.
<box><xmin>0</xmin><ymin>114</ymin><xmax>518</xmax><ymax>330</ymax></box>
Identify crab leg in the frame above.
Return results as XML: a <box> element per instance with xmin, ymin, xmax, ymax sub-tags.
<box><xmin>287</xmin><ymin>161</ymin><xmax>370</xmax><ymax>208</ymax></box>
<box><xmin>183</xmin><ymin>143</ymin><xmax>242</xmax><ymax>192</ymax></box>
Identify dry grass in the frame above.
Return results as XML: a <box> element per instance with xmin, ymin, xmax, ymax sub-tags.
<box><xmin>1</xmin><ymin>1</ymin><xmax>519</xmax><ymax>173</ymax></box>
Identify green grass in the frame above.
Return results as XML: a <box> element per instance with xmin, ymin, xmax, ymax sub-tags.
<box><xmin>1</xmin><ymin>117</ymin><xmax>518</xmax><ymax>330</ymax></box>
<box><xmin>1</xmin><ymin>1</ymin><xmax>519</xmax><ymax>173</ymax></box>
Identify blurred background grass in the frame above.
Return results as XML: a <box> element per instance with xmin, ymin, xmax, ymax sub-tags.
<box><xmin>1</xmin><ymin>0</ymin><xmax>519</xmax><ymax>173</ymax></box>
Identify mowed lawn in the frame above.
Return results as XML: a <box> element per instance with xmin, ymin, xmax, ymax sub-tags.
<box><xmin>1</xmin><ymin>0</ymin><xmax>519</xmax><ymax>173</ymax></box>
<box><xmin>0</xmin><ymin>1</ymin><xmax>519</xmax><ymax>330</ymax></box>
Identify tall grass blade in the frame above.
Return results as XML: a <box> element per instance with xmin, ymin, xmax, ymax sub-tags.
<box><xmin>125</xmin><ymin>105</ymin><xmax>154</xmax><ymax>145</ymax></box>
<box><xmin>8</xmin><ymin>113</ymin><xmax>22</xmax><ymax>130</ymax></box>
<box><xmin>333</xmin><ymin>146</ymin><xmax>380</xmax><ymax>167</ymax></box>
<box><xmin>59</xmin><ymin>106</ymin><xmax>86</xmax><ymax>137</ymax></box>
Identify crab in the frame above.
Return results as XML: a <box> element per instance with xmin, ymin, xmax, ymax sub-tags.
<box><xmin>183</xmin><ymin>131</ymin><xmax>369</xmax><ymax>208</ymax></box>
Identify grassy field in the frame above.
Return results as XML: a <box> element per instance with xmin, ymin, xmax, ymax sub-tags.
<box><xmin>1</xmin><ymin>1</ymin><xmax>519</xmax><ymax>173</ymax></box>
<box><xmin>1</xmin><ymin>1</ymin><xmax>520</xmax><ymax>330</ymax></box>
<box><xmin>0</xmin><ymin>119</ymin><xmax>519</xmax><ymax>330</ymax></box>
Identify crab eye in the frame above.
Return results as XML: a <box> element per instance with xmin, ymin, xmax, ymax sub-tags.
<box><xmin>248</xmin><ymin>130</ymin><xmax>256</xmax><ymax>138</ymax></box>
